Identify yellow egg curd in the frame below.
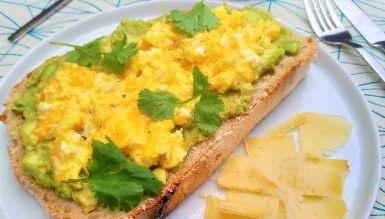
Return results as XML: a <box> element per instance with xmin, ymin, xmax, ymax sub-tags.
<box><xmin>30</xmin><ymin>5</ymin><xmax>286</xmax><ymax>183</ymax></box>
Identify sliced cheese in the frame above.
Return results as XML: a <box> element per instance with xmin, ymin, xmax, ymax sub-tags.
<box><xmin>204</xmin><ymin>195</ymin><xmax>251</xmax><ymax>219</ymax></box>
<box><xmin>206</xmin><ymin>112</ymin><xmax>352</xmax><ymax>219</ymax></box>
<box><xmin>265</xmin><ymin>114</ymin><xmax>307</xmax><ymax>136</ymax></box>
<box><xmin>220</xmin><ymin>191</ymin><xmax>280</xmax><ymax>219</ymax></box>
<box><xmin>306</xmin><ymin>156</ymin><xmax>349</xmax><ymax>174</ymax></box>
<box><xmin>279</xmin><ymin>201</ymin><xmax>287</xmax><ymax>219</ymax></box>
<box><xmin>298</xmin><ymin>112</ymin><xmax>352</xmax><ymax>156</ymax></box>
<box><xmin>265</xmin><ymin>112</ymin><xmax>352</xmax><ymax>156</ymax></box>
<box><xmin>249</xmin><ymin>158</ymin><xmax>303</xmax><ymax>219</ymax></box>
<box><xmin>296</xmin><ymin>155</ymin><xmax>345</xmax><ymax>197</ymax></box>
<box><xmin>296</xmin><ymin>196</ymin><xmax>347</xmax><ymax>219</ymax></box>
<box><xmin>245</xmin><ymin>135</ymin><xmax>297</xmax><ymax>186</ymax></box>
<box><xmin>217</xmin><ymin>154</ymin><xmax>275</xmax><ymax>193</ymax></box>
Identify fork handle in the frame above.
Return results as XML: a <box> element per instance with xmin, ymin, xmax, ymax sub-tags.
<box><xmin>345</xmin><ymin>41</ymin><xmax>385</xmax><ymax>81</ymax></box>
<box><xmin>373</xmin><ymin>41</ymin><xmax>385</xmax><ymax>54</ymax></box>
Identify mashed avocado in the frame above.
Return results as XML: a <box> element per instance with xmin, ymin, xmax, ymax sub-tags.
<box><xmin>111</xmin><ymin>19</ymin><xmax>152</xmax><ymax>42</ymax></box>
<box><xmin>242</xmin><ymin>6</ymin><xmax>272</xmax><ymax>23</ymax></box>
<box><xmin>183</xmin><ymin>125</ymin><xmax>209</xmax><ymax>148</ymax></box>
<box><xmin>13</xmin><ymin>58</ymin><xmax>62</xmax><ymax>187</ymax></box>
<box><xmin>183</xmin><ymin>8</ymin><xmax>300</xmax><ymax>146</ymax></box>
<box><xmin>12</xmin><ymin>57</ymin><xmax>62</xmax><ymax>120</ymax></box>
<box><xmin>56</xmin><ymin>182</ymin><xmax>72</xmax><ymax>199</ymax></box>
<box><xmin>19</xmin><ymin>120</ymin><xmax>37</xmax><ymax>151</ymax></box>
<box><xmin>12</xmin><ymin>20</ymin><xmax>152</xmax><ymax>211</ymax></box>
<box><xmin>100</xmin><ymin>19</ymin><xmax>152</xmax><ymax>52</ymax></box>
<box><xmin>275</xmin><ymin>29</ymin><xmax>301</xmax><ymax>54</ymax></box>
<box><xmin>22</xmin><ymin>141</ymin><xmax>54</xmax><ymax>187</ymax></box>
<box><xmin>72</xmin><ymin>185</ymin><xmax>98</xmax><ymax>213</ymax></box>
<box><xmin>11</xmin><ymin>5</ymin><xmax>301</xmax><ymax>212</ymax></box>
<box><xmin>242</xmin><ymin>8</ymin><xmax>300</xmax><ymax>76</ymax></box>
<box><xmin>13</xmin><ymin>57</ymin><xmax>62</xmax><ymax>151</ymax></box>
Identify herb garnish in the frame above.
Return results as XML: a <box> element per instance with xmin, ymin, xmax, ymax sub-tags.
<box><xmin>167</xmin><ymin>2</ymin><xmax>218</xmax><ymax>36</ymax></box>
<box><xmin>50</xmin><ymin>38</ymin><xmax>102</xmax><ymax>68</ymax></box>
<box><xmin>50</xmin><ymin>36</ymin><xmax>138</xmax><ymax>74</ymax></box>
<box><xmin>68</xmin><ymin>136</ymin><xmax>162</xmax><ymax>211</ymax></box>
<box><xmin>103</xmin><ymin>36</ymin><xmax>138</xmax><ymax>74</ymax></box>
<box><xmin>138</xmin><ymin>66</ymin><xmax>224</xmax><ymax>133</ymax></box>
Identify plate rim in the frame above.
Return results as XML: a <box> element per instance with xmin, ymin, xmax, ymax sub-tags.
<box><xmin>0</xmin><ymin>0</ymin><xmax>381</xmax><ymax>218</ymax></box>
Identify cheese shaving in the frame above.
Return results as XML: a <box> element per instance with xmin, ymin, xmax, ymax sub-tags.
<box><xmin>204</xmin><ymin>195</ymin><xmax>251</xmax><ymax>219</ymax></box>
<box><xmin>265</xmin><ymin>114</ymin><xmax>306</xmax><ymax>136</ymax></box>
<box><xmin>220</xmin><ymin>191</ymin><xmax>280</xmax><ymax>219</ymax></box>
<box><xmin>204</xmin><ymin>112</ymin><xmax>352</xmax><ymax>219</ymax></box>
<box><xmin>299</xmin><ymin>113</ymin><xmax>352</xmax><ymax>156</ymax></box>
<box><xmin>250</xmin><ymin>159</ymin><xmax>303</xmax><ymax>219</ymax></box>
<box><xmin>296</xmin><ymin>196</ymin><xmax>347</xmax><ymax>219</ymax></box>
<box><xmin>296</xmin><ymin>155</ymin><xmax>345</xmax><ymax>197</ymax></box>
<box><xmin>306</xmin><ymin>156</ymin><xmax>349</xmax><ymax>174</ymax></box>
<box><xmin>245</xmin><ymin>135</ymin><xmax>297</xmax><ymax>186</ymax></box>
<box><xmin>265</xmin><ymin>112</ymin><xmax>352</xmax><ymax>156</ymax></box>
<box><xmin>217</xmin><ymin>154</ymin><xmax>275</xmax><ymax>193</ymax></box>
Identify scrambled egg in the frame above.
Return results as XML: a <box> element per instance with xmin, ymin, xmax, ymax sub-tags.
<box><xmin>32</xmin><ymin>6</ymin><xmax>283</xmax><ymax>183</ymax></box>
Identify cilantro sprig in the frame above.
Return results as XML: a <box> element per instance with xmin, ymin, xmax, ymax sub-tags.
<box><xmin>138</xmin><ymin>66</ymin><xmax>224</xmax><ymax>133</ymax></box>
<box><xmin>50</xmin><ymin>38</ymin><xmax>102</xmax><ymax>67</ymax></box>
<box><xmin>167</xmin><ymin>2</ymin><xmax>218</xmax><ymax>35</ymax></box>
<box><xmin>103</xmin><ymin>36</ymin><xmax>138</xmax><ymax>73</ymax></box>
<box><xmin>50</xmin><ymin>36</ymin><xmax>138</xmax><ymax>74</ymax></box>
<box><xmin>68</xmin><ymin>136</ymin><xmax>162</xmax><ymax>211</ymax></box>
<box><xmin>138</xmin><ymin>90</ymin><xmax>182</xmax><ymax>121</ymax></box>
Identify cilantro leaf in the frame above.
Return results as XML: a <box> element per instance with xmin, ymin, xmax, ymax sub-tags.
<box><xmin>50</xmin><ymin>38</ymin><xmax>102</xmax><ymax>67</ymax></box>
<box><xmin>191</xmin><ymin>66</ymin><xmax>224</xmax><ymax>132</ymax></box>
<box><xmin>138</xmin><ymin>89</ymin><xmax>182</xmax><ymax>121</ymax></box>
<box><xmin>137</xmin><ymin>66</ymin><xmax>224</xmax><ymax>133</ymax></box>
<box><xmin>68</xmin><ymin>137</ymin><xmax>162</xmax><ymax>212</ymax></box>
<box><xmin>86</xmin><ymin>175</ymin><xmax>143</xmax><ymax>211</ymax></box>
<box><xmin>87</xmin><ymin>136</ymin><xmax>128</xmax><ymax>174</ymax></box>
<box><xmin>195</xmin><ymin>92</ymin><xmax>224</xmax><ymax>133</ymax></box>
<box><xmin>192</xmin><ymin>66</ymin><xmax>209</xmax><ymax>96</ymax></box>
<box><xmin>50</xmin><ymin>35</ymin><xmax>138</xmax><ymax>74</ymax></box>
<box><xmin>167</xmin><ymin>2</ymin><xmax>218</xmax><ymax>35</ymax></box>
<box><xmin>103</xmin><ymin>35</ymin><xmax>138</xmax><ymax>74</ymax></box>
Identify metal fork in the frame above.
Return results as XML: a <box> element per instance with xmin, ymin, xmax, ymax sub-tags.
<box><xmin>304</xmin><ymin>0</ymin><xmax>385</xmax><ymax>80</ymax></box>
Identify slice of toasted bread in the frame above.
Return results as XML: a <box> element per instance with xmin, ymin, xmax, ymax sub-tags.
<box><xmin>2</xmin><ymin>34</ymin><xmax>317</xmax><ymax>218</ymax></box>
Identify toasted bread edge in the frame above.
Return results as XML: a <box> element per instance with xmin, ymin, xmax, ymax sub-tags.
<box><xmin>2</xmin><ymin>36</ymin><xmax>318</xmax><ymax>219</ymax></box>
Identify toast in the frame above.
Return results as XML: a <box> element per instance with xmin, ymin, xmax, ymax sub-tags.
<box><xmin>1</xmin><ymin>7</ymin><xmax>318</xmax><ymax>219</ymax></box>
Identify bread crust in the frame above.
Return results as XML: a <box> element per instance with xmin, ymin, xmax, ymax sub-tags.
<box><xmin>2</xmin><ymin>35</ymin><xmax>318</xmax><ymax>219</ymax></box>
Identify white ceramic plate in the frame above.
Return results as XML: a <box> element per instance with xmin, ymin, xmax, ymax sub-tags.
<box><xmin>0</xmin><ymin>1</ymin><xmax>381</xmax><ymax>219</ymax></box>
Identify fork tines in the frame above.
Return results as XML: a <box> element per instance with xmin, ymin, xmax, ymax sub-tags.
<box><xmin>304</xmin><ymin>0</ymin><xmax>346</xmax><ymax>35</ymax></box>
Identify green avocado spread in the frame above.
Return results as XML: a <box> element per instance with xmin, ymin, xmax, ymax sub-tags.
<box><xmin>11</xmin><ymin>6</ymin><xmax>300</xmax><ymax>212</ymax></box>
